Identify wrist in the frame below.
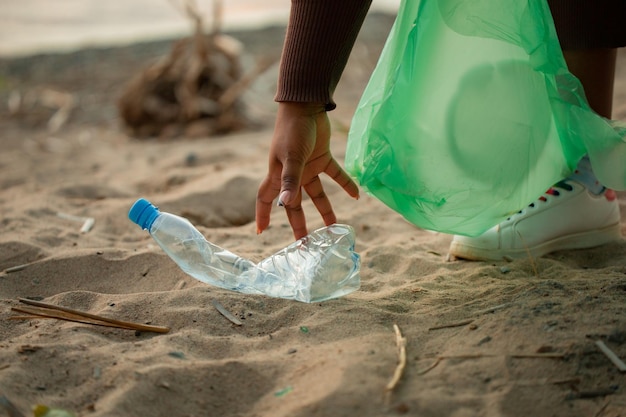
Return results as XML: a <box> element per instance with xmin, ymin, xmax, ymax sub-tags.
<box><xmin>278</xmin><ymin>101</ymin><xmax>327</xmax><ymax>116</ymax></box>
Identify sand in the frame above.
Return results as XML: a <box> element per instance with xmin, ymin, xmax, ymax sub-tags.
<box><xmin>2</xmin><ymin>12</ymin><xmax>626</xmax><ymax>417</ymax></box>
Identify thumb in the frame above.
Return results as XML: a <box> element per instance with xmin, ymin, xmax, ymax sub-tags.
<box><xmin>277</xmin><ymin>190</ymin><xmax>292</xmax><ymax>207</ymax></box>
<box><xmin>277</xmin><ymin>162</ymin><xmax>304</xmax><ymax>207</ymax></box>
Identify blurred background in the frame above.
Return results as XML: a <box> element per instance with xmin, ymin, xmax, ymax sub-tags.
<box><xmin>0</xmin><ymin>0</ymin><xmax>400</xmax><ymax>58</ymax></box>
<box><xmin>0</xmin><ymin>0</ymin><xmax>400</xmax><ymax>137</ymax></box>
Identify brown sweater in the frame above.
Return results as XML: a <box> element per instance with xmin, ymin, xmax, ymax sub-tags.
<box><xmin>274</xmin><ymin>0</ymin><xmax>372</xmax><ymax>111</ymax></box>
<box><xmin>275</xmin><ymin>0</ymin><xmax>626</xmax><ymax>111</ymax></box>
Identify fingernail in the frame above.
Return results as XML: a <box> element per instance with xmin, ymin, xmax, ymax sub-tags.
<box><xmin>277</xmin><ymin>190</ymin><xmax>289</xmax><ymax>207</ymax></box>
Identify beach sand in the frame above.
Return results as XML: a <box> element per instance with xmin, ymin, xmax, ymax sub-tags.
<box><xmin>2</xmin><ymin>12</ymin><xmax>626</xmax><ymax>417</ymax></box>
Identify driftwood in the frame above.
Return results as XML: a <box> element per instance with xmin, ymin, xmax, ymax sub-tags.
<box><xmin>118</xmin><ymin>0</ymin><xmax>271</xmax><ymax>138</ymax></box>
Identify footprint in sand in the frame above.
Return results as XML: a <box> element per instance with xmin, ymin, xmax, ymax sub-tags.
<box><xmin>156</xmin><ymin>176</ymin><xmax>258</xmax><ymax>228</ymax></box>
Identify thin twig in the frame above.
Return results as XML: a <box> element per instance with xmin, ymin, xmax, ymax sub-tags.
<box><xmin>510</xmin><ymin>353</ymin><xmax>566</xmax><ymax>359</ymax></box>
<box><xmin>567</xmin><ymin>388</ymin><xmax>617</xmax><ymax>400</ymax></box>
<box><xmin>217</xmin><ymin>57</ymin><xmax>276</xmax><ymax>109</ymax></box>
<box><xmin>416</xmin><ymin>358</ymin><xmax>441</xmax><ymax>375</ymax></box>
<box><xmin>415</xmin><ymin>353</ymin><xmax>563</xmax><ymax>376</ymax></box>
<box><xmin>3</xmin><ymin>264</ymin><xmax>28</xmax><ymax>274</ymax></box>
<box><xmin>428</xmin><ymin>319</ymin><xmax>474</xmax><ymax>331</ymax></box>
<box><xmin>211</xmin><ymin>299</ymin><xmax>242</xmax><ymax>326</ymax></box>
<box><xmin>13</xmin><ymin>298</ymin><xmax>169</xmax><ymax>333</ymax></box>
<box><xmin>415</xmin><ymin>355</ymin><xmax>491</xmax><ymax>376</ymax></box>
<box><xmin>475</xmin><ymin>303</ymin><xmax>511</xmax><ymax>316</ymax></box>
<box><xmin>385</xmin><ymin>324</ymin><xmax>407</xmax><ymax>398</ymax></box>
<box><xmin>551</xmin><ymin>377</ymin><xmax>581</xmax><ymax>385</ymax></box>
<box><xmin>595</xmin><ymin>340</ymin><xmax>626</xmax><ymax>372</ymax></box>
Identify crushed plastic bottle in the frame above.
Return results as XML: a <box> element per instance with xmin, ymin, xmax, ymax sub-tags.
<box><xmin>128</xmin><ymin>198</ymin><xmax>361</xmax><ymax>303</ymax></box>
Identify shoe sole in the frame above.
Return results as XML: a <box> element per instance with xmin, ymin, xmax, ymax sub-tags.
<box><xmin>449</xmin><ymin>222</ymin><xmax>622</xmax><ymax>261</ymax></box>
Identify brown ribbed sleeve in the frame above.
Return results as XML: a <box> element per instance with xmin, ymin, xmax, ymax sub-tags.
<box><xmin>275</xmin><ymin>0</ymin><xmax>372</xmax><ymax>111</ymax></box>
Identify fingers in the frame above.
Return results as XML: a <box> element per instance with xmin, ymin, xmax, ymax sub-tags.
<box><xmin>255</xmin><ymin>177</ymin><xmax>280</xmax><ymax>235</ymax></box>
<box><xmin>303</xmin><ymin>175</ymin><xmax>337</xmax><ymax>227</ymax></box>
<box><xmin>257</xmin><ymin>157</ymin><xmax>360</xmax><ymax>238</ymax></box>
<box><xmin>325</xmin><ymin>158</ymin><xmax>360</xmax><ymax>200</ymax></box>
<box><xmin>276</xmin><ymin>157</ymin><xmax>305</xmax><ymax>208</ymax></box>
<box><xmin>256</xmin><ymin>159</ymin><xmax>309</xmax><ymax>238</ymax></box>
<box><xmin>284</xmin><ymin>193</ymin><xmax>309</xmax><ymax>240</ymax></box>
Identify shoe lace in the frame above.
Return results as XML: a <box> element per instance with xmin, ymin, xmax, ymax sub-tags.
<box><xmin>506</xmin><ymin>180</ymin><xmax>574</xmax><ymax>221</ymax></box>
<box><xmin>537</xmin><ymin>180</ymin><xmax>573</xmax><ymax>203</ymax></box>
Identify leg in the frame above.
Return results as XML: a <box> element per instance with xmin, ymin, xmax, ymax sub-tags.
<box><xmin>448</xmin><ymin>9</ymin><xmax>624</xmax><ymax>261</ymax></box>
<box><xmin>563</xmin><ymin>48</ymin><xmax>617</xmax><ymax>118</ymax></box>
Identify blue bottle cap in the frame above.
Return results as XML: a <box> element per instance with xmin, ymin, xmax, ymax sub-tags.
<box><xmin>128</xmin><ymin>198</ymin><xmax>160</xmax><ymax>230</ymax></box>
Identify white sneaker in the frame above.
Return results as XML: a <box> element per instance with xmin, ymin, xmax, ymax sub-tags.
<box><xmin>449</xmin><ymin>181</ymin><xmax>621</xmax><ymax>261</ymax></box>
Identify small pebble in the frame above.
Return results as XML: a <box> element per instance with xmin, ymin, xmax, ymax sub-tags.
<box><xmin>185</xmin><ymin>152</ymin><xmax>198</xmax><ymax>166</ymax></box>
<box><xmin>168</xmin><ymin>351</ymin><xmax>186</xmax><ymax>359</ymax></box>
<box><xmin>500</xmin><ymin>266</ymin><xmax>511</xmax><ymax>274</ymax></box>
<box><xmin>287</xmin><ymin>348</ymin><xmax>297</xmax><ymax>354</ymax></box>
<box><xmin>477</xmin><ymin>336</ymin><xmax>492</xmax><ymax>346</ymax></box>
<box><xmin>274</xmin><ymin>386</ymin><xmax>293</xmax><ymax>397</ymax></box>
<box><xmin>536</xmin><ymin>345</ymin><xmax>554</xmax><ymax>353</ymax></box>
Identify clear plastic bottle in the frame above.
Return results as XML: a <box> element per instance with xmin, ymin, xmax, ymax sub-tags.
<box><xmin>128</xmin><ymin>198</ymin><xmax>361</xmax><ymax>303</ymax></box>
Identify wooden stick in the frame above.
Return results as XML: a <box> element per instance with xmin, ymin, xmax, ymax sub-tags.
<box><xmin>416</xmin><ymin>358</ymin><xmax>441</xmax><ymax>375</ymax></box>
<box><xmin>385</xmin><ymin>324</ymin><xmax>407</xmax><ymax>394</ymax></box>
<box><xmin>440</xmin><ymin>354</ymin><xmax>493</xmax><ymax>360</ymax></box>
<box><xmin>15</xmin><ymin>298</ymin><xmax>170</xmax><ymax>333</ymax></box>
<box><xmin>9</xmin><ymin>314</ymin><xmax>58</xmax><ymax>320</ymax></box>
<box><xmin>4</xmin><ymin>264</ymin><xmax>28</xmax><ymax>274</ymax></box>
<box><xmin>428</xmin><ymin>319</ymin><xmax>474</xmax><ymax>331</ymax></box>
<box><xmin>12</xmin><ymin>306</ymin><xmax>141</xmax><ymax>331</ymax></box>
<box><xmin>595</xmin><ymin>340</ymin><xmax>626</xmax><ymax>372</ymax></box>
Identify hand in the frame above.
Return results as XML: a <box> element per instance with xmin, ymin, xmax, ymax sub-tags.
<box><xmin>256</xmin><ymin>102</ymin><xmax>360</xmax><ymax>239</ymax></box>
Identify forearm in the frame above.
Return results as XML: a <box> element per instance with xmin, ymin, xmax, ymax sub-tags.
<box><xmin>275</xmin><ymin>0</ymin><xmax>372</xmax><ymax>111</ymax></box>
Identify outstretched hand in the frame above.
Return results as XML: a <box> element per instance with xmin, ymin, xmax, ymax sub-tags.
<box><xmin>256</xmin><ymin>102</ymin><xmax>360</xmax><ymax>239</ymax></box>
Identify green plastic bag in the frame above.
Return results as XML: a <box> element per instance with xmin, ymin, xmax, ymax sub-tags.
<box><xmin>346</xmin><ymin>0</ymin><xmax>626</xmax><ymax>236</ymax></box>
